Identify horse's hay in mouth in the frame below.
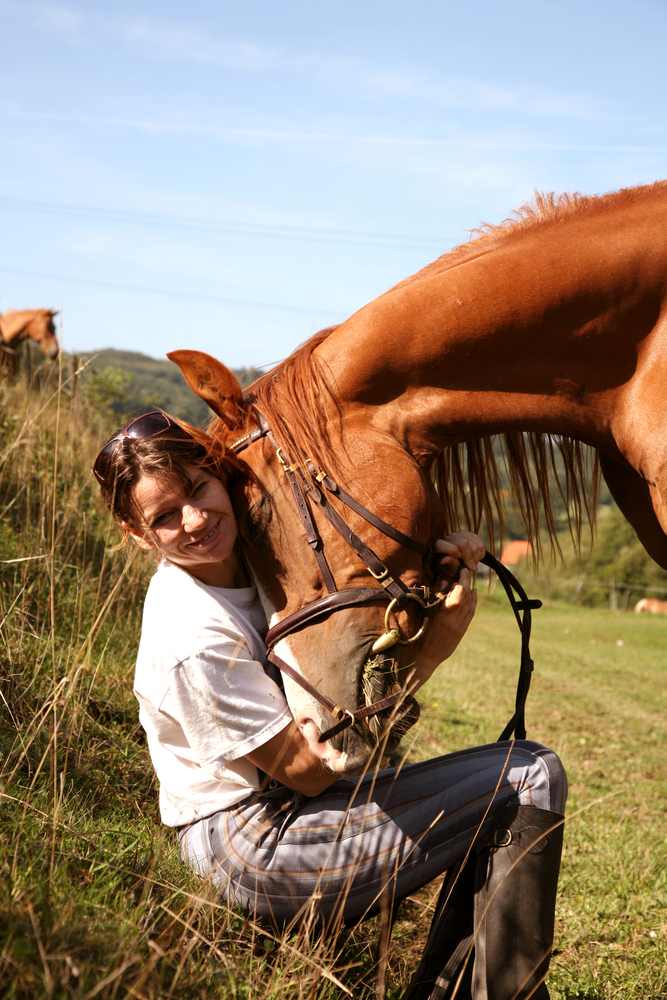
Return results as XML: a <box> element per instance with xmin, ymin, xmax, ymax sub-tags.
<box><xmin>362</xmin><ymin>654</ymin><xmax>420</xmax><ymax>742</ymax></box>
<box><xmin>362</xmin><ymin>654</ymin><xmax>396</xmax><ymax>702</ymax></box>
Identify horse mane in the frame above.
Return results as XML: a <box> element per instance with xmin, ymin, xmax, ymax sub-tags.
<box><xmin>434</xmin><ymin>433</ymin><xmax>600</xmax><ymax>561</ymax></box>
<box><xmin>244</xmin><ymin>327</ymin><xmax>344</xmax><ymax>474</ymax></box>
<box><xmin>215</xmin><ymin>184</ymin><xmax>638</xmax><ymax>558</ymax></box>
<box><xmin>392</xmin><ymin>178</ymin><xmax>667</xmax><ymax>290</ymax></box>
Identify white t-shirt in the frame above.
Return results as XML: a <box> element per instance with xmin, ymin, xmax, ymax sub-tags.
<box><xmin>134</xmin><ymin>558</ymin><xmax>293</xmax><ymax>827</ymax></box>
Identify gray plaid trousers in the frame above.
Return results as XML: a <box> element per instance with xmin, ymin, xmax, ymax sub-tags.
<box><xmin>178</xmin><ymin>739</ymin><xmax>567</xmax><ymax>925</ymax></box>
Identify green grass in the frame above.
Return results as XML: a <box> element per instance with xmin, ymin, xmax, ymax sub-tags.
<box><xmin>0</xmin><ymin>375</ymin><xmax>665</xmax><ymax>999</ymax></box>
<box><xmin>413</xmin><ymin>595</ymin><xmax>667</xmax><ymax>999</ymax></box>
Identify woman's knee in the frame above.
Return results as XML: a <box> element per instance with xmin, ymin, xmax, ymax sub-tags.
<box><xmin>512</xmin><ymin>739</ymin><xmax>568</xmax><ymax>814</ymax></box>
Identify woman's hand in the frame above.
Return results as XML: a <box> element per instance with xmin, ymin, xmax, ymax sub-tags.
<box><xmin>434</xmin><ymin>531</ymin><xmax>486</xmax><ymax>580</ymax></box>
<box><xmin>405</xmin><ymin>532</ymin><xmax>484</xmax><ymax>692</ymax></box>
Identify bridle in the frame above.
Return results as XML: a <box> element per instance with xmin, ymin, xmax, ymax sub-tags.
<box><xmin>231</xmin><ymin>413</ymin><xmax>542</xmax><ymax>745</ymax></box>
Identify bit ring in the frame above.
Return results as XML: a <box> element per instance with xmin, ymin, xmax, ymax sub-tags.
<box><xmin>383</xmin><ymin>593</ymin><xmax>428</xmax><ymax>646</ymax></box>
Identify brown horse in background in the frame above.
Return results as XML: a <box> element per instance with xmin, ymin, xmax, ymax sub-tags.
<box><xmin>171</xmin><ymin>179</ymin><xmax>667</xmax><ymax>773</ymax></box>
<box><xmin>634</xmin><ymin>597</ymin><xmax>667</xmax><ymax>614</ymax></box>
<box><xmin>0</xmin><ymin>309</ymin><xmax>60</xmax><ymax>379</ymax></box>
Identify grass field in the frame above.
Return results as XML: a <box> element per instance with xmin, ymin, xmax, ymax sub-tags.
<box><xmin>0</xmin><ymin>377</ymin><xmax>665</xmax><ymax>999</ymax></box>
<box><xmin>415</xmin><ymin>594</ymin><xmax>667</xmax><ymax>999</ymax></box>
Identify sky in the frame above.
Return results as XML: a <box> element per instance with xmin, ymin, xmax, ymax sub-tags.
<box><xmin>1</xmin><ymin>0</ymin><xmax>666</xmax><ymax>370</ymax></box>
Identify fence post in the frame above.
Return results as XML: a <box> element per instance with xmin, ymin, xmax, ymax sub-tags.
<box><xmin>70</xmin><ymin>355</ymin><xmax>78</xmax><ymax>401</ymax></box>
<box><xmin>22</xmin><ymin>340</ymin><xmax>32</xmax><ymax>387</ymax></box>
<box><xmin>610</xmin><ymin>577</ymin><xmax>617</xmax><ymax>612</ymax></box>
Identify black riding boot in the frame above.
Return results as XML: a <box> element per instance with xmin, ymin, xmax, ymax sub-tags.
<box><xmin>401</xmin><ymin>853</ymin><xmax>476</xmax><ymax>1000</ymax></box>
<box><xmin>402</xmin><ymin>805</ymin><xmax>564</xmax><ymax>1000</ymax></box>
<box><xmin>471</xmin><ymin>805</ymin><xmax>564</xmax><ymax>1000</ymax></box>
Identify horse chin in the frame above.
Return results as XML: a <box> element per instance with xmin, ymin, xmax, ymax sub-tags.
<box><xmin>293</xmin><ymin>707</ymin><xmax>377</xmax><ymax>774</ymax></box>
<box><xmin>296</xmin><ymin>693</ymin><xmax>422</xmax><ymax>775</ymax></box>
<box><xmin>276</xmin><ymin>635</ymin><xmax>421</xmax><ymax>774</ymax></box>
<box><xmin>298</xmin><ymin>719</ymin><xmax>351</xmax><ymax>772</ymax></box>
<box><xmin>323</xmin><ymin>697</ymin><xmax>421</xmax><ymax>773</ymax></box>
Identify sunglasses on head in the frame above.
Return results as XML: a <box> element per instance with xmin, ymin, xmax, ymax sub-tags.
<box><xmin>93</xmin><ymin>411</ymin><xmax>176</xmax><ymax>484</ymax></box>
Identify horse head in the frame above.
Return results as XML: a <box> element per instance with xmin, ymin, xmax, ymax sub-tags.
<box><xmin>29</xmin><ymin>310</ymin><xmax>60</xmax><ymax>360</ymax></box>
<box><xmin>166</xmin><ymin>182</ymin><xmax>667</xmax><ymax>774</ymax></box>
<box><xmin>0</xmin><ymin>309</ymin><xmax>60</xmax><ymax>360</ymax></box>
<box><xmin>169</xmin><ymin>347</ymin><xmax>446</xmax><ymax>773</ymax></box>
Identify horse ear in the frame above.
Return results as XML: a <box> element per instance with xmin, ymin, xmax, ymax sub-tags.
<box><xmin>167</xmin><ymin>349</ymin><xmax>246</xmax><ymax>429</ymax></box>
<box><xmin>49</xmin><ymin>310</ymin><xmax>60</xmax><ymax>318</ymax></box>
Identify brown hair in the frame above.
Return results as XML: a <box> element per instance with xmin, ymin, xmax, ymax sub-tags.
<box><xmin>96</xmin><ymin>413</ymin><xmax>247</xmax><ymax>537</ymax></box>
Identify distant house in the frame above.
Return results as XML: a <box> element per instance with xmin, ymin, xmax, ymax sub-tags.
<box><xmin>500</xmin><ymin>540</ymin><xmax>533</xmax><ymax>565</ymax></box>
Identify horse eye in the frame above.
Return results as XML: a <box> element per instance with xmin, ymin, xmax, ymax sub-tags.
<box><xmin>243</xmin><ymin>494</ymin><xmax>272</xmax><ymax>540</ymax></box>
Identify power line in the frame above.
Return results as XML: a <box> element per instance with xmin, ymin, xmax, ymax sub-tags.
<box><xmin>0</xmin><ymin>266</ymin><xmax>344</xmax><ymax>317</ymax></box>
<box><xmin>0</xmin><ymin>196</ymin><xmax>453</xmax><ymax>251</ymax></box>
<box><xmin>4</xmin><ymin>109</ymin><xmax>667</xmax><ymax>155</ymax></box>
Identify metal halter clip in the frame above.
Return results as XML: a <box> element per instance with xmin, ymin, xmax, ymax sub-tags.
<box><xmin>275</xmin><ymin>447</ymin><xmax>299</xmax><ymax>473</ymax></box>
<box><xmin>492</xmin><ymin>829</ymin><xmax>513</xmax><ymax>847</ymax></box>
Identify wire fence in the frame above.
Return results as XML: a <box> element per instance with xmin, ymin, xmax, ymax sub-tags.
<box><xmin>485</xmin><ymin>567</ymin><xmax>667</xmax><ymax>612</ymax></box>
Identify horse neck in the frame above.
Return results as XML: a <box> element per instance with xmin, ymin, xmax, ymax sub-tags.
<box><xmin>320</xmin><ymin>194</ymin><xmax>667</xmax><ymax>460</ymax></box>
<box><xmin>0</xmin><ymin>311</ymin><xmax>32</xmax><ymax>346</ymax></box>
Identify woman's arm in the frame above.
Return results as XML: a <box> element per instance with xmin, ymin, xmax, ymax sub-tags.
<box><xmin>246</xmin><ymin>721</ymin><xmax>339</xmax><ymax>797</ymax></box>
<box><xmin>249</xmin><ymin>532</ymin><xmax>485</xmax><ymax>795</ymax></box>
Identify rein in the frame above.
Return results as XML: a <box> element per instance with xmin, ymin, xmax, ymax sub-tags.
<box><xmin>231</xmin><ymin>416</ymin><xmax>542</xmax><ymax>745</ymax></box>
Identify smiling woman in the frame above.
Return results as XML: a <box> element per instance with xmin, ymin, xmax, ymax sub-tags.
<box><xmin>129</xmin><ymin>470</ymin><xmax>242</xmax><ymax>586</ymax></box>
<box><xmin>93</xmin><ymin>408</ymin><xmax>567</xmax><ymax>999</ymax></box>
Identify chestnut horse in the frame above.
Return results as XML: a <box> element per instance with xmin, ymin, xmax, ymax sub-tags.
<box><xmin>634</xmin><ymin>598</ymin><xmax>667</xmax><ymax>614</ymax></box>
<box><xmin>0</xmin><ymin>309</ymin><xmax>60</xmax><ymax>379</ymax></box>
<box><xmin>171</xmin><ymin>179</ymin><xmax>667</xmax><ymax>773</ymax></box>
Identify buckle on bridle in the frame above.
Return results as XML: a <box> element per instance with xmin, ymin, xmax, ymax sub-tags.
<box><xmin>276</xmin><ymin>447</ymin><xmax>299</xmax><ymax>473</ymax></box>
<box><xmin>332</xmin><ymin>705</ymin><xmax>356</xmax><ymax>726</ymax></box>
<box><xmin>367</xmin><ymin>564</ymin><xmax>396</xmax><ymax>589</ymax></box>
<box><xmin>305</xmin><ymin>459</ymin><xmax>329</xmax><ymax>483</ymax></box>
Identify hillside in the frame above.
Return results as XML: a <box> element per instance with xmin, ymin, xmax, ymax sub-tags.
<box><xmin>74</xmin><ymin>347</ymin><xmax>263</xmax><ymax>426</ymax></box>
<box><xmin>18</xmin><ymin>342</ymin><xmax>667</xmax><ymax>605</ymax></box>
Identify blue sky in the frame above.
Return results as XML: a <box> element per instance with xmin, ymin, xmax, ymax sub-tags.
<box><xmin>1</xmin><ymin>0</ymin><xmax>666</xmax><ymax>369</ymax></box>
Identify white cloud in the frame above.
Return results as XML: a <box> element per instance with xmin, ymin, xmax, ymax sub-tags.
<box><xmin>1</xmin><ymin>1</ymin><xmax>606</xmax><ymax>122</ymax></box>
<box><xmin>111</xmin><ymin>18</ymin><xmax>284</xmax><ymax>71</ymax></box>
<box><xmin>5</xmin><ymin>107</ymin><xmax>653</xmax><ymax>155</ymax></box>
<box><xmin>342</xmin><ymin>64</ymin><xmax>603</xmax><ymax>121</ymax></box>
<box><xmin>0</xmin><ymin>1</ymin><xmax>89</xmax><ymax>44</ymax></box>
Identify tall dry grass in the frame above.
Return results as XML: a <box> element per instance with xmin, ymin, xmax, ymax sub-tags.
<box><xmin>1</xmin><ymin>365</ymin><xmax>665</xmax><ymax>999</ymax></box>
<box><xmin>0</xmin><ymin>370</ymin><xmax>397</xmax><ymax>999</ymax></box>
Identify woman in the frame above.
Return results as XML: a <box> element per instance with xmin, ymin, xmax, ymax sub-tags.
<box><xmin>94</xmin><ymin>410</ymin><xmax>567</xmax><ymax>1000</ymax></box>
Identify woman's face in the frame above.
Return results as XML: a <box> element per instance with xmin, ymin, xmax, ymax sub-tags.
<box><xmin>127</xmin><ymin>467</ymin><xmax>241</xmax><ymax>587</ymax></box>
